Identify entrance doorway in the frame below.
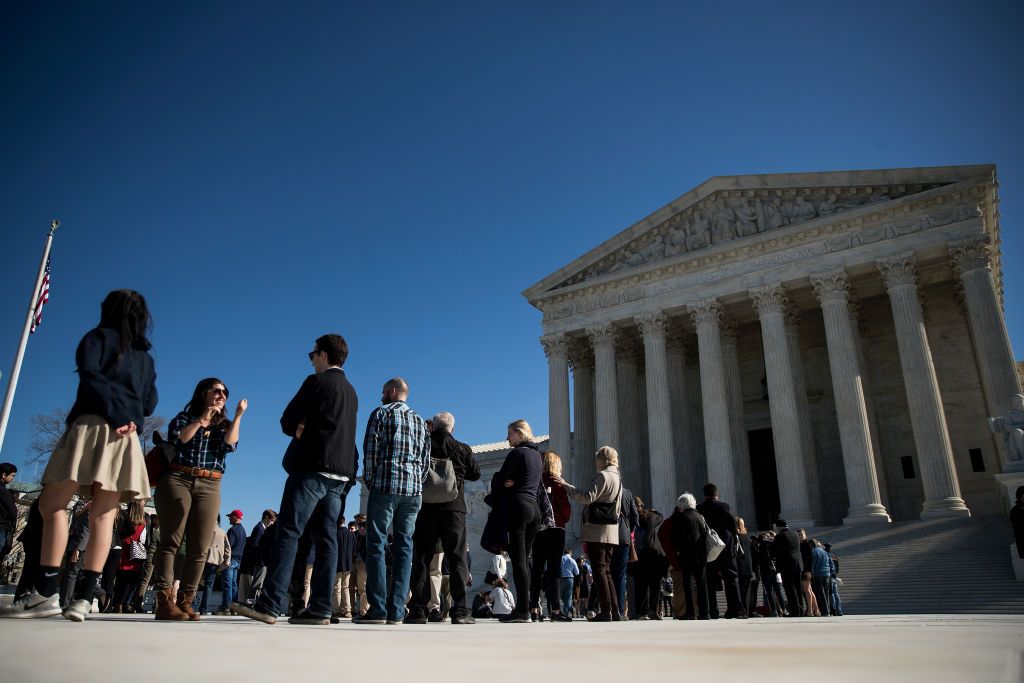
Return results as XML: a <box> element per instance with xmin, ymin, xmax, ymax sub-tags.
<box><xmin>747</xmin><ymin>428</ymin><xmax>781</xmax><ymax>531</ymax></box>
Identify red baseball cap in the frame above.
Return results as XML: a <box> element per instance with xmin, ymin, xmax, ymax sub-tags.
<box><xmin>227</xmin><ymin>509</ymin><xmax>244</xmax><ymax>519</ymax></box>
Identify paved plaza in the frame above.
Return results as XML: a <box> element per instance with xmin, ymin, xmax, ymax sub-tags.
<box><xmin>0</xmin><ymin>614</ymin><xmax>1021</xmax><ymax>682</ymax></box>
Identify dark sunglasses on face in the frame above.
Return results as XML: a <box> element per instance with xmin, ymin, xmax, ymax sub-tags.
<box><xmin>308</xmin><ymin>350</ymin><xmax>322</xmax><ymax>360</ymax></box>
<box><xmin>209</xmin><ymin>387</ymin><xmax>227</xmax><ymax>396</ymax></box>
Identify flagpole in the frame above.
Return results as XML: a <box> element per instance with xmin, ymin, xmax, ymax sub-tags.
<box><xmin>0</xmin><ymin>219</ymin><xmax>59</xmax><ymax>456</ymax></box>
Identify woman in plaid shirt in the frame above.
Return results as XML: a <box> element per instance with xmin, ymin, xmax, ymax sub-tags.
<box><xmin>151</xmin><ymin>377</ymin><xmax>247</xmax><ymax>621</ymax></box>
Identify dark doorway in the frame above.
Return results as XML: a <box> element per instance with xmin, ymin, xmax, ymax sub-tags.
<box><xmin>747</xmin><ymin>429</ymin><xmax>781</xmax><ymax>531</ymax></box>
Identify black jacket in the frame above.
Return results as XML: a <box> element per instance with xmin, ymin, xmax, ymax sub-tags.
<box><xmin>736</xmin><ymin>534</ymin><xmax>753</xmax><ymax>577</ymax></box>
<box><xmin>0</xmin><ymin>483</ymin><xmax>16</xmax><ymax>532</ymax></box>
<box><xmin>669</xmin><ymin>508</ymin><xmax>707</xmax><ymax>567</ymax></box>
<box><xmin>618</xmin><ymin>487</ymin><xmax>639</xmax><ymax>545</ymax></box>
<box><xmin>425</xmin><ymin>430</ymin><xmax>480</xmax><ymax>514</ymax></box>
<box><xmin>696</xmin><ymin>498</ymin><xmax>737</xmax><ymax>558</ymax></box>
<box><xmin>772</xmin><ymin>527</ymin><xmax>803</xmax><ymax>575</ymax></box>
<box><xmin>1012</xmin><ymin>502</ymin><xmax>1024</xmax><ymax>559</ymax></box>
<box><xmin>336</xmin><ymin>525</ymin><xmax>355</xmax><ymax>573</ymax></box>
<box><xmin>66</xmin><ymin>327</ymin><xmax>158</xmax><ymax>430</ymax></box>
<box><xmin>280</xmin><ymin>368</ymin><xmax>359</xmax><ymax>478</ymax></box>
<box><xmin>493</xmin><ymin>441</ymin><xmax>542</xmax><ymax>499</ymax></box>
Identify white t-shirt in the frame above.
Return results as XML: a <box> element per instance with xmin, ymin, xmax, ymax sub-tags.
<box><xmin>490</xmin><ymin>554</ymin><xmax>507</xmax><ymax>579</ymax></box>
<box><xmin>490</xmin><ymin>587</ymin><xmax>515</xmax><ymax>616</ymax></box>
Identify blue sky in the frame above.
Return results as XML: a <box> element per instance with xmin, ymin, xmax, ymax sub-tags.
<box><xmin>1</xmin><ymin>1</ymin><xmax>1022</xmax><ymax>525</ymax></box>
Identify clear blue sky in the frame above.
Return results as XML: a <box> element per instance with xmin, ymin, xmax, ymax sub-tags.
<box><xmin>1</xmin><ymin>2</ymin><xmax>1022</xmax><ymax>525</ymax></box>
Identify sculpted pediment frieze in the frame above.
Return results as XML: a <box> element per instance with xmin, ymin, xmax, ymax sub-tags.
<box><xmin>555</xmin><ymin>183</ymin><xmax>948</xmax><ymax>289</ymax></box>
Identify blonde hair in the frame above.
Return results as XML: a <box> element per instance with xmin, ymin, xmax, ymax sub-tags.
<box><xmin>542</xmin><ymin>451</ymin><xmax>563</xmax><ymax>477</ymax></box>
<box><xmin>595</xmin><ymin>445</ymin><xmax>619</xmax><ymax>468</ymax></box>
<box><xmin>507</xmin><ymin>419</ymin><xmax>534</xmax><ymax>443</ymax></box>
<box><xmin>737</xmin><ymin>516</ymin><xmax>747</xmax><ymax>534</ymax></box>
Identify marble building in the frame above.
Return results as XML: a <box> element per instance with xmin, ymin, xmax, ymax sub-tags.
<box><xmin>522</xmin><ymin>165</ymin><xmax>1020</xmax><ymax>531</ymax></box>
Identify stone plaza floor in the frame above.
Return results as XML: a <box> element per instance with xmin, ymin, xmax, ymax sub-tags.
<box><xmin>0</xmin><ymin>614</ymin><xmax>1021</xmax><ymax>682</ymax></box>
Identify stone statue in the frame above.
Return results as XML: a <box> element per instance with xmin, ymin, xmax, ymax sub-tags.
<box><xmin>665</xmin><ymin>223</ymin><xmax>688</xmax><ymax>256</ymax></box>
<box><xmin>687</xmin><ymin>211</ymin><xmax>712</xmax><ymax>251</ymax></box>
<box><xmin>817</xmin><ymin>193</ymin><xmax>840</xmax><ymax>215</ymax></box>
<box><xmin>787</xmin><ymin>195</ymin><xmax>817</xmax><ymax>224</ymax></box>
<box><xmin>712</xmin><ymin>200</ymin><xmax>737</xmax><ymax>243</ymax></box>
<box><xmin>989</xmin><ymin>394</ymin><xmax>1024</xmax><ymax>462</ymax></box>
<box><xmin>733</xmin><ymin>199</ymin><xmax>759</xmax><ymax>236</ymax></box>
<box><xmin>763</xmin><ymin>198</ymin><xmax>788</xmax><ymax>231</ymax></box>
<box><xmin>641</xmin><ymin>234</ymin><xmax>666</xmax><ymax>261</ymax></box>
<box><xmin>609</xmin><ymin>247</ymin><xmax>645</xmax><ymax>272</ymax></box>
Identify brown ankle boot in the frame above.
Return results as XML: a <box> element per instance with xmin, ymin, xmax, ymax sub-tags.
<box><xmin>155</xmin><ymin>587</ymin><xmax>188</xmax><ymax>621</ymax></box>
<box><xmin>177</xmin><ymin>590</ymin><xmax>200</xmax><ymax>621</ymax></box>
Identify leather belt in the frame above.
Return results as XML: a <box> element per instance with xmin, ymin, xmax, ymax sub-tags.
<box><xmin>170</xmin><ymin>463</ymin><xmax>223</xmax><ymax>480</ymax></box>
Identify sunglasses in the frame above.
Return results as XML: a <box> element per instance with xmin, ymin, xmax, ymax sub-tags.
<box><xmin>308</xmin><ymin>350</ymin><xmax>322</xmax><ymax>360</ymax></box>
<box><xmin>208</xmin><ymin>387</ymin><xmax>227</xmax><ymax>396</ymax></box>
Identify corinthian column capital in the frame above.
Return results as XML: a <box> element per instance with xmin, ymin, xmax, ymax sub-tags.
<box><xmin>749</xmin><ymin>284</ymin><xmax>790</xmax><ymax>318</ymax></box>
<box><xmin>586</xmin><ymin>323</ymin><xmax>617</xmax><ymax>348</ymax></box>
<box><xmin>688</xmin><ymin>298</ymin><xmax>723</xmax><ymax>328</ymax></box>
<box><xmin>877</xmin><ymin>253</ymin><xmax>918</xmax><ymax>292</ymax></box>
<box><xmin>635</xmin><ymin>312</ymin><xmax>668</xmax><ymax>339</ymax></box>
<box><xmin>949</xmin><ymin>235</ymin><xmax>993</xmax><ymax>277</ymax></box>
<box><xmin>540</xmin><ymin>333</ymin><xmax>569</xmax><ymax>360</ymax></box>
<box><xmin>810</xmin><ymin>269</ymin><xmax>852</xmax><ymax>305</ymax></box>
<box><xmin>568</xmin><ymin>339</ymin><xmax>595</xmax><ymax>372</ymax></box>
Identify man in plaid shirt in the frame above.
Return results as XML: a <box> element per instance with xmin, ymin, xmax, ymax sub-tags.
<box><xmin>354</xmin><ymin>378</ymin><xmax>431</xmax><ymax>624</ymax></box>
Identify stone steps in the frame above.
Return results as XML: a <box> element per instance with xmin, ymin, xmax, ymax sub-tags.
<box><xmin>805</xmin><ymin>516</ymin><xmax>1024</xmax><ymax>614</ymax></box>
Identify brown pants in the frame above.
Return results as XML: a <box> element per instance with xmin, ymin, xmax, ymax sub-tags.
<box><xmin>152</xmin><ymin>472</ymin><xmax>221</xmax><ymax>592</ymax></box>
<box><xmin>589</xmin><ymin>542</ymin><xmax>619</xmax><ymax>617</ymax></box>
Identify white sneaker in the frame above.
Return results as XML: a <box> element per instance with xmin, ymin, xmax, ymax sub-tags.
<box><xmin>0</xmin><ymin>590</ymin><xmax>61</xmax><ymax>619</ymax></box>
<box><xmin>62</xmin><ymin>599</ymin><xmax>92</xmax><ymax>622</ymax></box>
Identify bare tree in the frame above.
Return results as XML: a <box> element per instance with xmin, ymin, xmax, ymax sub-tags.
<box><xmin>25</xmin><ymin>409</ymin><xmax>168</xmax><ymax>481</ymax></box>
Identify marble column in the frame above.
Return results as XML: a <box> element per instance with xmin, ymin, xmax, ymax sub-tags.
<box><xmin>541</xmin><ymin>333</ymin><xmax>571</xmax><ymax>464</ymax></box>
<box><xmin>688</xmin><ymin>299</ymin><xmax>737</xmax><ymax>506</ymax></box>
<box><xmin>666</xmin><ymin>329</ymin><xmax>693</xmax><ymax>497</ymax></box>
<box><xmin>877</xmin><ymin>253</ymin><xmax>971</xmax><ymax>518</ymax></box>
<box><xmin>809</xmin><ymin>271</ymin><xmax>891</xmax><ymax>524</ymax></box>
<box><xmin>784</xmin><ymin>308</ymin><xmax>824</xmax><ymax>523</ymax></box>
<box><xmin>568</xmin><ymin>340</ymin><xmax>595</xmax><ymax>546</ymax></box>
<box><xmin>950</xmin><ymin>235</ymin><xmax>1024</xmax><ymax>472</ymax></box>
<box><xmin>616</xmin><ymin>331</ymin><xmax>648</xmax><ymax>502</ymax></box>
<box><xmin>846</xmin><ymin>300</ymin><xmax>890</xmax><ymax>508</ymax></box>
<box><xmin>587</xmin><ymin>323</ymin><xmax>619</xmax><ymax>452</ymax></box>
<box><xmin>637</xmin><ymin>312</ymin><xmax>676</xmax><ymax>512</ymax></box>
<box><xmin>720</xmin><ymin>316</ymin><xmax>756</xmax><ymax>524</ymax></box>
<box><xmin>748</xmin><ymin>285</ymin><xmax>814</xmax><ymax>527</ymax></box>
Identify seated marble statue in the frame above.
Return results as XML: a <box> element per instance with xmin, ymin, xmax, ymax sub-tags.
<box><xmin>989</xmin><ymin>394</ymin><xmax>1024</xmax><ymax>462</ymax></box>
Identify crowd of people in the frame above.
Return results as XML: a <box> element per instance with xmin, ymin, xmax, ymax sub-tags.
<box><xmin>0</xmin><ymin>287</ymin><xmax>844</xmax><ymax>626</ymax></box>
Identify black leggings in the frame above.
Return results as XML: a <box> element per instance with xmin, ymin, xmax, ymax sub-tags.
<box><xmin>506</xmin><ymin>494</ymin><xmax>540</xmax><ymax>615</ymax></box>
<box><xmin>529</xmin><ymin>527</ymin><xmax>564</xmax><ymax>612</ymax></box>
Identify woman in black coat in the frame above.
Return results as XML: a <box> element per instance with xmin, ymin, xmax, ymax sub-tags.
<box><xmin>668</xmin><ymin>492</ymin><xmax>709</xmax><ymax>620</ymax></box>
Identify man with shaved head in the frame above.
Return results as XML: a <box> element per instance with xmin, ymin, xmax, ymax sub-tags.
<box><xmin>354</xmin><ymin>377</ymin><xmax>431</xmax><ymax>625</ymax></box>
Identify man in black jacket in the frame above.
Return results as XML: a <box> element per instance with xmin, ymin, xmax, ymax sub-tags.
<box><xmin>233</xmin><ymin>333</ymin><xmax>358</xmax><ymax>626</ymax></box>
<box><xmin>0</xmin><ymin>464</ymin><xmax>18</xmax><ymax>567</ymax></box>
<box><xmin>771</xmin><ymin>518</ymin><xmax>803</xmax><ymax>617</ymax></box>
<box><xmin>405</xmin><ymin>412</ymin><xmax>480</xmax><ymax>624</ymax></box>
<box><xmin>696</xmin><ymin>483</ymin><xmax>747</xmax><ymax>619</ymax></box>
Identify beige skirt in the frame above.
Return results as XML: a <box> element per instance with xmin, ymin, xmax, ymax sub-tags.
<box><xmin>42</xmin><ymin>414</ymin><xmax>151</xmax><ymax>502</ymax></box>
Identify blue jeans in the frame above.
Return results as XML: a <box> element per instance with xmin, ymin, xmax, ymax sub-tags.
<box><xmin>254</xmin><ymin>471</ymin><xmax>344</xmax><ymax>618</ymax></box>
<box><xmin>365</xmin><ymin>490</ymin><xmax>421</xmax><ymax>621</ymax></box>
<box><xmin>830</xmin><ymin>578</ymin><xmax>843</xmax><ymax>615</ymax></box>
<box><xmin>198</xmin><ymin>563</ymin><xmax>218</xmax><ymax>613</ymax></box>
<box><xmin>222</xmin><ymin>557</ymin><xmax>241</xmax><ymax>609</ymax></box>
<box><xmin>611</xmin><ymin>543</ymin><xmax>630</xmax><ymax>617</ymax></box>
<box><xmin>559</xmin><ymin>576</ymin><xmax>574</xmax><ymax>614</ymax></box>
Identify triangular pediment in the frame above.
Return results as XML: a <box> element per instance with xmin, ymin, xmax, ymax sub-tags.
<box><xmin>523</xmin><ymin>164</ymin><xmax>995</xmax><ymax>302</ymax></box>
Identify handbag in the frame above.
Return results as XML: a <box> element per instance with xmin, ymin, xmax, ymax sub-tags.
<box><xmin>144</xmin><ymin>431</ymin><xmax>177</xmax><ymax>487</ymax></box>
<box><xmin>586</xmin><ymin>479</ymin><xmax>622</xmax><ymax>525</ymax></box>
<box><xmin>704</xmin><ymin>522</ymin><xmax>726</xmax><ymax>563</ymax></box>
<box><xmin>628</xmin><ymin>538</ymin><xmax>640</xmax><ymax>563</ymax></box>
<box><xmin>128</xmin><ymin>539</ymin><xmax>147</xmax><ymax>561</ymax></box>
<box><xmin>422</xmin><ymin>456</ymin><xmax>458</xmax><ymax>504</ymax></box>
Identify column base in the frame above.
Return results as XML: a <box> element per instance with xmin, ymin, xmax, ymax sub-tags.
<box><xmin>843</xmin><ymin>504</ymin><xmax>891</xmax><ymax>525</ymax></box>
<box><xmin>920</xmin><ymin>497</ymin><xmax>971</xmax><ymax>519</ymax></box>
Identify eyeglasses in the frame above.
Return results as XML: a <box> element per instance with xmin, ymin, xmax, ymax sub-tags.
<box><xmin>308</xmin><ymin>350</ymin><xmax>321</xmax><ymax>360</ymax></box>
<box><xmin>209</xmin><ymin>387</ymin><xmax>227</xmax><ymax>396</ymax></box>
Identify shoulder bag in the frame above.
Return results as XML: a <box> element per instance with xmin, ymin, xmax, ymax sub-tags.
<box><xmin>586</xmin><ymin>475</ymin><xmax>622</xmax><ymax>525</ymax></box>
<box><xmin>422</xmin><ymin>457</ymin><xmax>459</xmax><ymax>504</ymax></box>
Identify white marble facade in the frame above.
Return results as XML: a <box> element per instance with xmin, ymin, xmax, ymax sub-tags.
<box><xmin>523</xmin><ymin>165</ymin><xmax>1021</xmax><ymax>529</ymax></box>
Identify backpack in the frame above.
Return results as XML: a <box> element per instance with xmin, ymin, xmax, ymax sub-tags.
<box><xmin>422</xmin><ymin>457</ymin><xmax>458</xmax><ymax>504</ymax></box>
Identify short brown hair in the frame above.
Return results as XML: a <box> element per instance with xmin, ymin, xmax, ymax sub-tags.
<box><xmin>315</xmin><ymin>334</ymin><xmax>348</xmax><ymax>367</ymax></box>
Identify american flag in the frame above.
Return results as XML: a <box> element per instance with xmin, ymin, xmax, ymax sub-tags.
<box><xmin>30</xmin><ymin>258</ymin><xmax>51</xmax><ymax>334</ymax></box>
